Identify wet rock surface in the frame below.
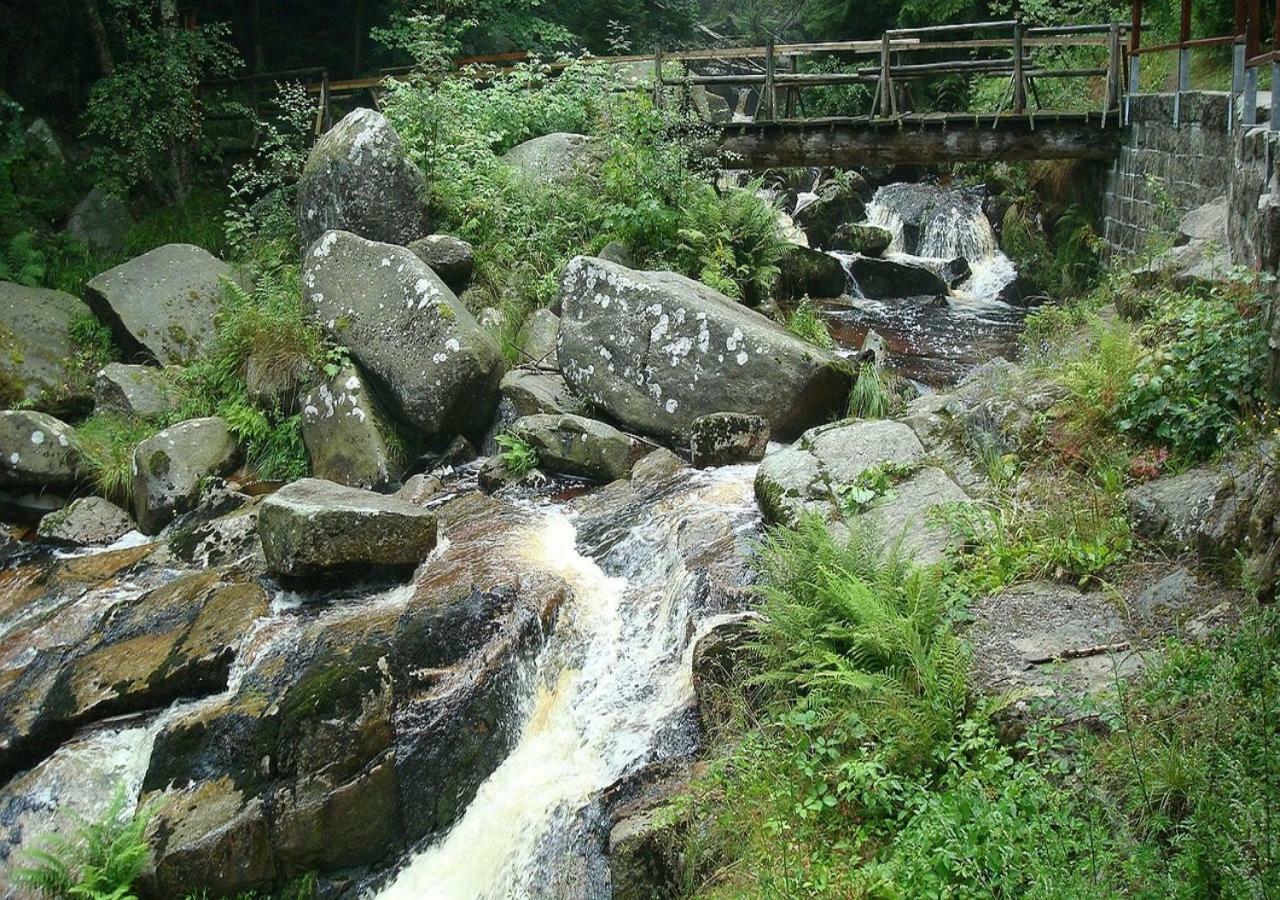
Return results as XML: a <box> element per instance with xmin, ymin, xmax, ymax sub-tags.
<box><xmin>557</xmin><ymin>256</ymin><xmax>852</xmax><ymax>442</ymax></box>
<box><xmin>302</xmin><ymin>230</ymin><xmax>504</xmax><ymax>442</ymax></box>
<box><xmin>690</xmin><ymin>412</ymin><xmax>769</xmax><ymax>468</ymax></box>
<box><xmin>85</xmin><ymin>244</ymin><xmax>235</xmax><ymax>365</ymax></box>
<box><xmin>296</xmin><ymin>108</ymin><xmax>429</xmax><ymax>248</ymax></box>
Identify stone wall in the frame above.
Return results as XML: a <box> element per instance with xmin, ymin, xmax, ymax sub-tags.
<box><xmin>1101</xmin><ymin>92</ymin><xmax>1234</xmax><ymax>256</ymax></box>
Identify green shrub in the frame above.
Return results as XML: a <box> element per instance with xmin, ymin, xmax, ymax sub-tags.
<box><xmin>75</xmin><ymin>414</ymin><xmax>160</xmax><ymax>504</ymax></box>
<box><xmin>15</xmin><ymin>784</ymin><xmax>153</xmax><ymax>899</ymax></box>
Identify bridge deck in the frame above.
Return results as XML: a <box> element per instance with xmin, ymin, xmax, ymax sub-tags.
<box><xmin>718</xmin><ymin>112</ymin><xmax>1122</xmax><ymax>167</ymax></box>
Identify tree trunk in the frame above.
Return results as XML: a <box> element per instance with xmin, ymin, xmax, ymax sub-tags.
<box><xmin>83</xmin><ymin>0</ymin><xmax>115</xmax><ymax>76</ymax></box>
<box><xmin>248</xmin><ymin>0</ymin><xmax>265</xmax><ymax>72</ymax></box>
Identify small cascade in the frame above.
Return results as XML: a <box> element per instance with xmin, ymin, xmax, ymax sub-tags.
<box><xmin>377</xmin><ymin>467</ymin><xmax>759</xmax><ymax>898</ymax></box>
<box><xmin>865</xmin><ymin>182</ymin><xmax>1017</xmax><ymax>304</ymax></box>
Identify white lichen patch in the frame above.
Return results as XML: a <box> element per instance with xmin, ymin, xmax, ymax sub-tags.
<box><xmin>29</xmin><ymin>430</ymin><xmax>44</xmax><ymax>445</ymax></box>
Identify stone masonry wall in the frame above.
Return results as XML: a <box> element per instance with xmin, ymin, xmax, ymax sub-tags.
<box><xmin>1101</xmin><ymin>92</ymin><xmax>1234</xmax><ymax>256</ymax></box>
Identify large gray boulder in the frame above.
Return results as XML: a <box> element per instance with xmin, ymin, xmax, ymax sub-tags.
<box><xmin>85</xmin><ymin>244</ymin><xmax>233</xmax><ymax>365</ymax></box>
<box><xmin>300</xmin><ymin>365</ymin><xmax>393</xmax><ymax>491</ymax></box>
<box><xmin>258</xmin><ymin>478</ymin><xmax>437</xmax><ymax>578</ymax></box>
<box><xmin>66</xmin><ymin>186</ymin><xmax>132</xmax><ymax>256</ymax></box>
<box><xmin>557</xmin><ymin>256</ymin><xmax>852</xmax><ymax>442</ymax></box>
<box><xmin>0</xmin><ymin>410</ymin><xmax>80</xmax><ymax>488</ymax></box>
<box><xmin>407</xmin><ymin>235</ymin><xmax>475</xmax><ymax>294</ymax></box>
<box><xmin>501</xmin><ymin>133</ymin><xmax>592</xmax><ymax>187</ymax></box>
<box><xmin>296</xmin><ymin>108</ymin><xmax>429</xmax><ymax>249</ymax></box>
<box><xmin>93</xmin><ymin>363</ymin><xmax>177</xmax><ymax>418</ymax></box>
<box><xmin>132</xmin><ymin>417</ymin><xmax>241</xmax><ymax>535</ymax></box>
<box><xmin>1126</xmin><ymin>467</ymin><xmax>1232</xmax><ymax>550</ymax></box>
<box><xmin>510</xmin><ymin>413</ymin><xmax>639</xmax><ymax>483</ymax></box>
<box><xmin>0</xmin><ymin>282</ymin><xmax>95</xmax><ymax>412</ymax></box>
<box><xmin>517</xmin><ymin>308</ymin><xmax>560</xmax><ymax>366</ymax></box>
<box><xmin>499</xmin><ymin>369</ymin><xmax>584</xmax><ymax>419</ymax></box>
<box><xmin>36</xmin><ymin>496</ymin><xmax>134</xmax><ymax>546</ymax></box>
<box><xmin>302</xmin><ymin>230</ymin><xmax>504</xmax><ymax>441</ymax></box>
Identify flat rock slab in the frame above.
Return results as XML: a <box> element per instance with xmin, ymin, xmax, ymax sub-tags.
<box><xmin>36</xmin><ymin>496</ymin><xmax>134</xmax><ymax>546</ymax></box>
<box><xmin>967</xmin><ymin>581</ymin><xmax>1141</xmax><ymax>729</ymax></box>
<box><xmin>858</xmin><ymin>465</ymin><xmax>970</xmax><ymax>566</ymax></box>
<box><xmin>0</xmin><ymin>282</ymin><xmax>94</xmax><ymax>413</ymax></box>
<box><xmin>557</xmin><ymin>256</ymin><xmax>852</xmax><ymax>442</ymax></box>
<box><xmin>93</xmin><ymin>362</ymin><xmax>178</xmax><ymax>418</ymax></box>
<box><xmin>258</xmin><ymin>477</ymin><xmax>438</xmax><ymax>578</ymax></box>
<box><xmin>86</xmin><ymin>244</ymin><xmax>233</xmax><ymax>365</ymax></box>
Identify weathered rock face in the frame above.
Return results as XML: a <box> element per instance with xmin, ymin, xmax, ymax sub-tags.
<box><xmin>258</xmin><ymin>478</ymin><xmax>438</xmax><ymax>578</ymax></box>
<box><xmin>93</xmin><ymin>362</ymin><xmax>177</xmax><ymax>418</ymax></box>
<box><xmin>845</xmin><ymin>255</ymin><xmax>949</xmax><ymax>299</ymax></box>
<box><xmin>296</xmin><ymin>108</ymin><xmax>429</xmax><ymax>249</ymax></box>
<box><xmin>498</xmin><ymin>369</ymin><xmax>585</xmax><ymax>421</ymax></box>
<box><xmin>501</xmin><ymin>132</ymin><xmax>593</xmax><ymax>187</ymax></box>
<box><xmin>300</xmin><ymin>365</ymin><xmax>393</xmax><ymax>491</ymax></box>
<box><xmin>85</xmin><ymin>244</ymin><xmax>233</xmax><ymax>365</ymax></box>
<box><xmin>0</xmin><ymin>410</ymin><xmax>80</xmax><ymax>488</ymax></box>
<box><xmin>142</xmin><ymin>494</ymin><xmax>568</xmax><ymax>891</ymax></box>
<box><xmin>830</xmin><ymin>222</ymin><xmax>892</xmax><ymax>256</ymax></box>
<box><xmin>0</xmin><ymin>568</ymin><xmax>267</xmax><ymax>784</ymax></box>
<box><xmin>690</xmin><ymin>412</ymin><xmax>769</xmax><ymax>468</ymax></box>
<box><xmin>408</xmin><ymin>234</ymin><xmax>475</xmax><ymax>294</ymax></box>
<box><xmin>302</xmin><ymin>230</ymin><xmax>505</xmax><ymax>442</ymax></box>
<box><xmin>132</xmin><ymin>417</ymin><xmax>241</xmax><ymax>535</ymax></box>
<box><xmin>557</xmin><ymin>256</ymin><xmax>852</xmax><ymax>442</ymax></box>
<box><xmin>518</xmin><ymin>308</ymin><xmax>561</xmax><ymax>366</ymax></box>
<box><xmin>754</xmin><ymin>418</ymin><xmax>969</xmax><ymax>564</ymax></box>
<box><xmin>66</xmin><ymin>186</ymin><xmax>132</xmax><ymax>256</ymax></box>
<box><xmin>36</xmin><ymin>496</ymin><xmax>134</xmax><ymax>545</ymax></box>
<box><xmin>511</xmin><ymin>413</ymin><xmax>640</xmax><ymax>483</ymax></box>
<box><xmin>1125</xmin><ymin>468</ymin><xmax>1232</xmax><ymax>550</ymax></box>
<box><xmin>775</xmin><ymin>245</ymin><xmax>847</xmax><ymax>300</ymax></box>
<box><xmin>0</xmin><ymin>282</ymin><xmax>95</xmax><ymax>413</ymax></box>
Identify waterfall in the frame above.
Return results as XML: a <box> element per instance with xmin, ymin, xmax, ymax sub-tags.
<box><xmin>377</xmin><ymin>467</ymin><xmax>759</xmax><ymax>899</ymax></box>
<box><xmin>866</xmin><ymin>182</ymin><xmax>1017</xmax><ymax>304</ymax></box>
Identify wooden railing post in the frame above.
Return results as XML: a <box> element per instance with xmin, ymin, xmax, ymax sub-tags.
<box><xmin>1174</xmin><ymin>0</ymin><xmax>1192</xmax><ymax>125</ymax></box>
<box><xmin>1012</xmin><ymin>20</ymin><xmax>1027</xmax><ymax>114</ymax></box>
<box><xmin>785</xmin><ymin>53</ymin><xmax>798</xmax><ymax>118</ymax></box>
<box><xmin>879</xmin><ymin>33</ymin><xmax>896</xmax><ymax>117</ymax></box>
<box><xmin>763</xmin><ymin>39</ymin><xmax>776</xmax><ymax>120</ymax></box>
<box><xmin>1106</xmin><ymin>21</ymin><xmax>1122</xmax><ymax>119</ymax></box>
<box><xmin>1127</xmin><ymin>0</ymin><xmax>1143</xmax><ymax>124</ymax></box>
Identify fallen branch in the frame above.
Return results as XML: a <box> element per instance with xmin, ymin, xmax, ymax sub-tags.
<box><xmin>1026</xmin><ymin>641</ymin><xmax>1131</xmax><ymax>665</ymax></box>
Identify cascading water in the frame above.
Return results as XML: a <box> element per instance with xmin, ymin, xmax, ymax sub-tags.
<box><xmin>378</xmin><ymin>468</ymin><xmax>759</xmax><ymax>899</ymax></box>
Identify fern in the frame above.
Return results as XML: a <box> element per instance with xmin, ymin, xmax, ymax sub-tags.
<box><xmin>496</xmin><ymin>432</ymin><xmax>538</xmax><ymax>477</ymax></box>
<box><xmin>0</xmin><ymin>230</ymin><xmax>48</xmax><ymax>286</ymax></box>
<box><xmin>14</xmin><ymin>784</ymin><xmax>153</xmax><ymax>900</ymax></box>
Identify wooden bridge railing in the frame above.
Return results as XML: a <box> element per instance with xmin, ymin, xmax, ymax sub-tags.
<box><xmin>654</xmin><ymin>20</ymin><xmax>1132</xmax><ymax>125</ymax></box>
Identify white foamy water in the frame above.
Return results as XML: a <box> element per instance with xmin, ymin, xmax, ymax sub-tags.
<box><xmin>378</xmin><ymin>468</ymin><xmax>759</xmax><ymax>900</ymax></box>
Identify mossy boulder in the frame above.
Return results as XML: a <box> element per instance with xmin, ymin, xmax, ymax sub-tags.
<box><xmin>36</xmin><ymin>496</ymin><xmax>133</xmax><ymax>546</ymax></box>
<box><xmin>690</xmin><ymin>412</ymin><xmax>769</xmax><ymax>468</ymax></box>
<box><xmin>510</xmin><ymin>413</ymin><xmax>641</xmax><ymax>483</ymax></box>
<box><xmin>830</xmin><ymin>222</ymin><xmax>893</xmax><ymax>256</ymax></box>
<box><xmin>258</xmin><ymin>478</ymin><xmax>438</xmax><ymax>579</ymax></box>
<box><xmin>775</xmin><ymin>245</ymin><xmax>848</xmax><ymax>300</ymax></box>
<box><xmin>296</xmin><ymin>107</ymin><xmax>429</xmax><ymax>248</ymax></box>
<box><xmin>300</xmin><ymin>364</ymin><xmax>393</xmax><ymax>491</ymax></box>
<box><xmin>85</xmin><ymin>244</ymin><xmax>235</xmax><ymax>365</ymax></box>
<box><xmin>0</xmin><ymin>410</ymin><xmax>80</xmax><ymax>488</ymax></box>
<box><xmin>0</xmin><ymin>282</ymin><xmax>96</xmax><ymax>414</ymax></box>
<box><xmin>131</xmin><ymin>417</ymin><xmax>241</xmax><ymax>535</ymax></box>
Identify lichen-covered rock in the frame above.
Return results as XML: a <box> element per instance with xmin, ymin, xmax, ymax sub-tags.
<box><xmin>845</xmin><ymin>255</ymin><xmax>949</xmax><ymax>299</ymax></box>
<box><xmin>300</xmin><ymin>365</ymin><xmax>392</xmax><ymax>491</ymax></box>
<box><xmin>557</xmin><ymin>256</ymin><xmax>851</xmax><ymax>442</ymax></box>
<box><xmin>85</xmin><ymin>244</ymin><xmax>234</xmax><ymax>365</ymax></box>
<box><xmin>66</xmin><ymin>186</ymin><xmax>132</xmax><ymax>256</ymax></box>
<box><xmin>258</xmin><ymin>478</ymin><xmax>437</xmax><ymax>578</ymax></box>
<box><xmin>1125</xmin><ymin>468</ymin><xmax>1232</xmax><ymax>550</ymax></box>
<box><xmin>500</xmin><ymin>132</ymin><xmax>592</xmax><ymax>186</ymax></box>
<box><xmin>93</xmin><ymin>362</ymin><xmax>177</xmax><ymax>418</ymax></box>
<box><xmin>511</xmin><ymin>413</ymin><xmax>640</xmax><ymax>483</ymax></box>
<box><xmin>36</xmin><ymin>496</ymin><xmax>133</xmax><ymax>546</ymax></box>
<box><xmin>517</xmin><ymin>308</ymin><xmax>560</xmax><ymax>366</ymax></box>
<box><xmin>775</xmin><ymin>244</ymin><xmax>847</xmax><ymax>300</ymax></box>
<box><xmin>0</xmin><ymin>410</ymin><xmax>80</xmax><ymax>488</ymax></box>
<box><xmin>296</xmin><ymin>108</ymin><xmax>429</xmax><ymax>248</ymax></box>
<box><xmin>132</xmin><ymin>417</ymin><xmax>241</xmax><ymax>535</ymax></box>
<box><xmin>408</xmin><ymin>234</ymin><xmax>475</xmax><ymax>294</ymax></box>
<box><xmin>0</xmin><ymin>282</ymin><xmax>95</xmax><ymax>413</ymax></box>
<box><xmin>690</xmin><ymin>412</ymin><xmax>769</xmax><ymax>467</ymax></box>
<box><xmin>859</xmin><ymin>465</ymin><xmax>970</xmax><ymax>566</ymax></box>
<box><xmin>302</xmin><ymin>230</ymin><xmax>504</xmax><ymax>441</ymax></box>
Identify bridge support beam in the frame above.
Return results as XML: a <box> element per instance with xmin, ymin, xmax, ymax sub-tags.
<box><xmin>717</xmin><ymin>115</ymin><xmax>1120</xmax><ymax>169</ymax></box>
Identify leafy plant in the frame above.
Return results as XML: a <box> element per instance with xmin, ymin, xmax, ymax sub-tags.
<box><xmin>496</xmin><ymin>432</ymin><xmax>539</xmax><ymax>477</ymax></box>
<box><xmin>0</xmin><ymin>230</ymin><xmax>47</xmax><ymax>286</ymax></box>
<box><xmin>14</xmin><ymin>784</ymin><xmax>154</xmax><ymax>899</ymax></box>
<box><xmin>836</xmin><ymin>460</ymin><xmax>916</xmax><ymax>515</ymax></box>
<box><xmin>784</xmin><ymin>297</ymin><xmax>833</xmax><ymax>348</ymax></box>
